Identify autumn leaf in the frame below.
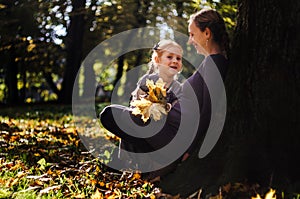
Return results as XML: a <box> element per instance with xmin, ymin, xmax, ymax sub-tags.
<box><xmin>91</xmin><ymin>189</ymin><xmax>103</xmax><ymax>199</ymax></box>
<box><xmin>39</xmin><ymin>185</ymin><xmax>61</xmax><ymax>194</ymax></box>
<box><xmin>149</xmin><ymin>103</ymin><xmax>167</xmax><ymax>121</ymax></box>
<box><xmin>131</xmin><ymin>98</ymin><xmax>152</xmax><ymax>122</ymax></box>
<box><xmin>0</xmin><ymin>106</ymin><xmax>161</xmax><ymax>198</ymax></box>
<box><xmin>146</xmin><ymin>78</ymin><xmax>167</xmax><ymax>103</ymax></box>
<box><xmin>131</xmin><ymin>78</ymin><xmax>169</xmax><ymax>122</ymax></box>
<box><xmin>252</xmin><ymin>189</ymin><xmax>276</xmax><ymax>199</ymax></box>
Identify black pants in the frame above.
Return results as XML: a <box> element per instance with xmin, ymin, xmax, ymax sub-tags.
<box><xmin>100</xmin><ymin>104</ymin><xmax>182</xmax><ymax>175</ymax></box>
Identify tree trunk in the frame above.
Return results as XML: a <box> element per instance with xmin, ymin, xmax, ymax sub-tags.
<box><xmin>44</xmin><ymin>72</ymin><xmax>60</xmax><ymax>97</ymax></box>
<box><xmin>222</xmin><ymin>0</ymin><xmax>300</xmax><ymax>189</ymax></box>
<box><xmin>159</xmin><ymin>0</ymin><xmax>300</xmax><ymax>197</ymax></box>
<box><xmin>113</xmin><ymin>55</ymin><xmax>125</xmax><ymax>88</ymax></box>
<box><xmin>82</xmin><ymin>59</ymin><xmax>96</xmax><ymax>99</ymax></box>
<box><xmin>5</xmin><ymin>46</ymin><xmax>19</xmax><ymax>105</ymax></box>
<box><xmin>20</xmin><ymin>60</ymin><xmax>26</xmax><ymax>103</ymax></box>
<box><xmin>59</xmin><ymin>0</ymin><xmax>86</xmax><ymax>104</ymax></box>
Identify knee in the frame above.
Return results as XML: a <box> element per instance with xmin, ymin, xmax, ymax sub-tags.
<box><xmin>99</xmin><ymin>106</ymin><xmax>112</xmax><ymax>124</ymax></box>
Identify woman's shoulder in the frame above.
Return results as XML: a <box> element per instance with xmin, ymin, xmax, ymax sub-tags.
<box><xmin>212</xmin><ymin>53</ymin><xmax>228</xmax><ymax>60</ymax></box>
<box><xmin>205</xmin><ymin>54</ymin><xmax>228</xmax><ymax>78</ymax></box>
<box><xmin>206</xmin><ymin>54</ymin><xmax>228</xmax><ymax>66</ymax></box>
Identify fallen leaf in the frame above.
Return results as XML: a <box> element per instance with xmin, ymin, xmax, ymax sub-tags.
<box><xmin>39</xmin><ymin>185</ymin><xmax>61</xmax><ymax>194</ymax></box>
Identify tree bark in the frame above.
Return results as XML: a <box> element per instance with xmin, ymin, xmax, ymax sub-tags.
<box><xmin>44</xmin><ymin>72</ymin><xmax>60</xmax><ymax>96</ymax></box>
<box><xmin>5</xmin><ymin>46</ymin><xmax>19</xmax><ymax>105</ymax></box>
<box><xmin>82</xmin><ymin>59</ymin><xmax>96</xmax><ymax>99</ymax></box>
<box><xmin>59</xmin><ymin>0</ymin><xmax>86</xmax><ymax>104</ymax></box>
<box><xmin>159</xmin><ymin>0</ymin><xmax>300</xmax><ymax>196</ymax></box>
<box><xmin>222</xmin><ymin>0</ymin><xmax>300</xmax><ymax>189</ymax></box>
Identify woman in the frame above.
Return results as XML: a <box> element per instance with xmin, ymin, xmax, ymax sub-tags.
<box><xmin>181</xmin><ymin>8</ymin><xmax>230</xmax><ymax>161</ymax></box>
<box><xmin>100</xmin><ymin>8</ymin><xmax>229</xmax><ymax>180</ymax></box>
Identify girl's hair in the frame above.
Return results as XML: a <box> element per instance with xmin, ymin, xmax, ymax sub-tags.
<box><xmin>188</xmin><ymin>8</ymin><xmax>230</xmax><ymax>57</ymax></box>
<box><xmin>147</xmin><ymin>39</ymin><xmax>183</xmax><ymax>74</ymax></box>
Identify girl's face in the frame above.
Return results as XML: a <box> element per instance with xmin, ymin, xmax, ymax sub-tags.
<box><xmin>188</xmin><ymin>20</ymin><xmax>207</xmax><ymax>54</ymax></box>
<box><xmin>156</xmin><ymin>46</ymin><xmax>182</xmax><ymax>77</ymax></box>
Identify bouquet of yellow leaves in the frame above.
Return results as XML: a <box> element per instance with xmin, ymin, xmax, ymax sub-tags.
<box><xmin>130</xmin><ymin>78</ymin><xmax>171</xmax><ymax>123</ymax></box>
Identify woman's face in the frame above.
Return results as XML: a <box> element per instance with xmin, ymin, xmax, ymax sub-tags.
<box><xmin>157</xmin><ymin>46</ymin><xmax>182</xmax><ymax>77</ymax></box>
<box><xmin>188</xmin><ymin>20</ymin><xmax>207</xmax><ymax>54</ymax></box>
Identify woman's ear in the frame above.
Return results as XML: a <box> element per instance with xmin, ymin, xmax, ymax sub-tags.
<box><xmin>204</xmin><ymin>27</ymin><xmax>212</xmax><ymax>40</ymax></box>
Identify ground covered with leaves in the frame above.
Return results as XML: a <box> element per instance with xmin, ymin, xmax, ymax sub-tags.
<box><xmin>0</xmin><ymin>104</ymin><xmax>299</xmax><ymax>199</ymax></box>
<box><xmin>0</xmin><ymin>104</ymin><xmax>160</xmax><ymax>199</ymax></box>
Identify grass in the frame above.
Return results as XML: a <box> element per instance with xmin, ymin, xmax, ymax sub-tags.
<box><xmin>0</xmin><ymin>103</ymin><xmax>299</xmax><ymax>199</ymax></box>
<box><xmin>0</xmin><ymin>103</ymin><xmax>158</xmax><ymax>199</ymax></box>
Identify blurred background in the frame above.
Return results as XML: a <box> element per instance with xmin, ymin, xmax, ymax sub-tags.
<box><xmin>0</xmin><ymin>0</ymin><xmax>237</xmax><ymax>105</ymax></box>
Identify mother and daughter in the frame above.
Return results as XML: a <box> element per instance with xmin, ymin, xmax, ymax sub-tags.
<box><xmin>100</xmin><ymin>8</ymin><xmax>230</xmax><ymax>181</ymax></box>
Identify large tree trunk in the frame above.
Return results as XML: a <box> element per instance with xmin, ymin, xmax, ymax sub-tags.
<box><xmin>222</xmin><ymin>0</ymin><xmax>300</xmax><ymax>188</ymax></box>
<box><xmin>159</xmin><ymin>0</ymin><xmax>300</xmax><ymax>197</ymax></box>
<box><xmin>59</xmin><ymin>0</ymin><xmax>86</xmax><ymax>104</ymax></box>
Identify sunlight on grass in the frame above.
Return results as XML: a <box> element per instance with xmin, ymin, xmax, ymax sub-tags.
<box><xmin>1</xmin><ymin>105</ymin><xmax>299</xmax><ymax>199</ymax></box>
<box><xmin>0</xmin><ymin>105</ymin><xmax>158</xmax><ymax>198</ymax></box>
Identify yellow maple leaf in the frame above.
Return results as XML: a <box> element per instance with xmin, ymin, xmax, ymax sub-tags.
<box><xmin>146</xmin><ymin>78</ymin><xmax>167</xmax><ymax>103</ymax></box>
<box><xmin>91</xmin><ymin>189</ymin><xmax>103</xmax><ymax>199</ymax></box>
<box><xmin>131</xmin><ymin>101</ymin><xmax>167</xmax><ymax>123</ymax></box>
<box><xmin>149</xmin><ymin>103</ymin><xmax>167</xmax><ymax>121</ymax></box>
<box><xmin>130</xmin><ymin>98</ymin><xmax>152</xmax><ymax>122</ymax></box>
<box><xmin>252</xmin><ymin>189</ymin><xmax>276</xmax><ymax>199</ymax></box>
<box><xmin>265</xmin><ymin>189</ymin><xmax>276</xmax><ymax>199</ymax></box>
<box><xmin>131</xmin><ymin>78</ymin><xmax>169</xmax><ymax>122</ymax></box>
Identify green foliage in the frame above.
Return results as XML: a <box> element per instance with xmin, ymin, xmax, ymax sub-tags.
<box><xmin>0</xmin><ymin>0</ymin><xmax>238</xmax><ymax>104</ymax></box>
<box><xmin>0</xmin><ymin>0</ymin><xmax>65</xmax><ymax>104</ymax></box>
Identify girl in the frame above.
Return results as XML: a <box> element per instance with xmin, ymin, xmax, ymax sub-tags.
<box><xmin>131</xmin><ymin>39</ymin><xmax>183</xmax><ymax>105</ymax></box>
<box><xmin>101</xmin><ymin>39</ymin><xmax>184</xmax><ymax>179</ymax></box>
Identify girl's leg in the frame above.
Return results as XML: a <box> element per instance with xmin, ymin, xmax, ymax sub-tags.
<box><xmin>100</xmin><ymin>104</ymin><xmax>149</xmax><ymax>143</ymax></box>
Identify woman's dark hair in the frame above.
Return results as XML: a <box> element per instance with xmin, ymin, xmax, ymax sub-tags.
<box><xmin>189</xmin><ymin>9</ymin><xmax>230</xmax><ymax>57</ymax></box>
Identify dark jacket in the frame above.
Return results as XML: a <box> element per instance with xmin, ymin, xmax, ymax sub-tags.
<box><xmin>100</xmin><ymin>54</ymin><xmax>228</xmax><ymax>161</ymax></box>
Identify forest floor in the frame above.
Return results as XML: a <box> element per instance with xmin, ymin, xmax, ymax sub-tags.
<box><xmin>0</xmin><ymin>104</ymin><xmax>299</xmax><ymax>199</ymax></box>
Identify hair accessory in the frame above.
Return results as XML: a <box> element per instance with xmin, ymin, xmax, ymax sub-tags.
<box><xmin>153</xmin><ymin>43</ymin><xmax>159</xmax><ymax>50</ymax></box>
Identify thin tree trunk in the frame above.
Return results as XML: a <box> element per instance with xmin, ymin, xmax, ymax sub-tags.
<box><xmin>113</xmin><ymin>55</ymin><xmax>125</xmax><ymax>88</ymax></box>
<box><xmin>20</xmin><ymin>60</ymin><xmax>26</xmax><ymax>103</ymax></box>
<box><xmin>5</xmin><ymin>46</ymin><xmax>19</xmax><ymax>105</ymax></box>
<box><xmin>44</xmin><ymin>72</ymin><xmax>60</xmax><ymax>96</ymax></box>
<box><xmin>82</xmin><ymin>59</ymin><xmax>96</xmax><ymax>99</ymax></box>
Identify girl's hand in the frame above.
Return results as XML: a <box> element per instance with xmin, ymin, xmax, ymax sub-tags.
<box><xmin>181</xmin><ymin>153</ymin><xmax>189</xmax><ymax>161</ymax></box>
<box><xmin>165</xmin><ymin>103</ymin><xmax>172</xmax><ymax>112</ymax></box>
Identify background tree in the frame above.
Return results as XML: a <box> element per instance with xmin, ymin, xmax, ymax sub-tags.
<box><xmin>0</xmin><ymin>0</ymin><xmax>40</xmax><ymax>104</ymax></box>
<box><xmin>0</xmin><ymin>0</ymin><xmax>66</xmax><ymax>104</ymax></box>
<box><xmin>59</xmin><ymin>0</ymin><xmax>86</xmax><ymax>103</ymax></box>
<box><xmin>0</xmin><ymin>0</ymin><xmax>236</xmax><ymax>105</ymax></box>
<box><xmin>160</xmin><ymin>0</ymin><xmax>300</xmax><ymax>197</ymax></box>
